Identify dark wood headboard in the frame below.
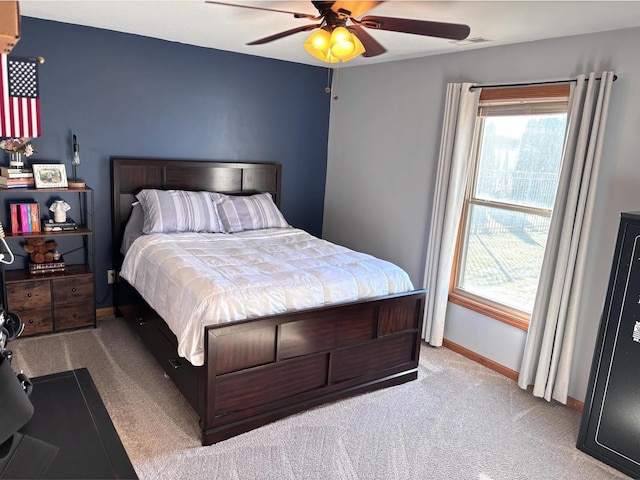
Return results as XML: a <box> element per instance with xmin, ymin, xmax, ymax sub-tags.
<box><xmin>110</xmin><ymin>157</ymin><xmax>282</xmax><ymax>269</ymax></box>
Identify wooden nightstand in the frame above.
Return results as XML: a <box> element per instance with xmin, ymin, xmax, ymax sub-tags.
<box><xmin>0</xmin><ymin>186</ymin><xmax>95</xmax><ymax>336</ymax></box>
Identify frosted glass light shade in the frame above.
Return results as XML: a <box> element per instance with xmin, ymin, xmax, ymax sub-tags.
<box><xmin>334</xmin><ymin>29</ymin><xmax>365</xmax><ymax>62</ymax></box>
<box><xmin>304</xmin><ymin>29</ymin><xmax>338</xmax><ymax>63</ymax></box>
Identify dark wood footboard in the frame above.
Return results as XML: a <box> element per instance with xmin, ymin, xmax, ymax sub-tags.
<box><xmin>123</xmin><ymin>289</ymin><xmax>425</xmax><ymax>445</ymax></box>
<box><xmin>201</xmin><ymin>290</ymin><xmax>425</xmax><ymax>445</ymax></box>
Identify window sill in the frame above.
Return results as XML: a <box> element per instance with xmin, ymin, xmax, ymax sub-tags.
<box><xmin>448</xmin><ymin>290</ymin><xmax>530</xmax><ymax>331</ymax></box>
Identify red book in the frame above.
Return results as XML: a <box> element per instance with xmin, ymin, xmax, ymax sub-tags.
<box><xmin>10</xmin><ymin>203</ymin><xmax>19</xmax><ymax>234</ymax></box>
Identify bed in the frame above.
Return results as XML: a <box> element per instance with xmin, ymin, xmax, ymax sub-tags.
<box><xmin>111</xmin><ymin>157</ymin><xmax>426</xmax><ymax>445</ymax></box>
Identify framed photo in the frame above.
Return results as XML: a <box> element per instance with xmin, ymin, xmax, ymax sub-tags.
<box><xmin>33</xmin><ymin>164</ymin><xmax>68</xmax><ymax>189</ymax></box>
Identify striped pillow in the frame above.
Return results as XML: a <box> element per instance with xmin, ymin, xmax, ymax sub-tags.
<box><xmin>215</xmin><ymin>193</ymin><xmax>289</xmax><ymax>233</ymax></box>
<box><xmin>136</xmin><ymin>189</ymin><xmax>224</xmax><ymax>234</ymax></box>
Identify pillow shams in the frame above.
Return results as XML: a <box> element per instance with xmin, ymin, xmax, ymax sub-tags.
<box><xmin>136</xmin><ymin>189</ymin><xmax>224</xmax><ymax>234</ymax></box>
<box><xmin>215</xmin><ymin>192</ymin><xmax>289</xmax><ymax>233</ymax></box>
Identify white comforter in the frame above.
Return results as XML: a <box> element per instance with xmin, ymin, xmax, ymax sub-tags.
<box><xmin>120</xmin><ymin>228</ymin><xmax>415</xmax><ymax>366</ymax></box>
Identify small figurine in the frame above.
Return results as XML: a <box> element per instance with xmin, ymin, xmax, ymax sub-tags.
<box><xmin>49</xmin><ymin>200</ymin><xmax>71</xmax><ymax>223</ymax></box>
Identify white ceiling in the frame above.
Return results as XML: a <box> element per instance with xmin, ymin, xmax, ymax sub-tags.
<box><xmin>18</xmin><ymin>1</ymin><xmax>640</xmax><ymax>67</ymax></box>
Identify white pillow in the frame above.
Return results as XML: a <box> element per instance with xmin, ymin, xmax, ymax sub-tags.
<box><xmin>136</xmin><ymin>189</ymin><xmax>224</xmax><ymax>234</ymax></box>
<box><xmin>215</xmin><ymin>193</ymin><xmax>289</xmax><ymax>233</ymax></box>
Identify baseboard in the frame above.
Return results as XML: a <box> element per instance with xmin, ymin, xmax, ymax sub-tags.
<box><xmin>566</xmin><ymin>396</ymin><xmax>584</xmax><ymax>413</ymax></box>
<box><xmin>96</xmin><ymin>307</ymin><xmax>115</xmax><ymax>317</ymax></box>
<box><xmin>442</xmin><ymin>338</ymin><xmax>519</xmax><ymax>380</ymax></box>
<box><xmin>441</xmin><ymin>338</ymin><xmax>584</xmax><ymax>413</ymax></box>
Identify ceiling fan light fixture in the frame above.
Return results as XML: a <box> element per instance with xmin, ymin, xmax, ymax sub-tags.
<box><xmin>304</xmin><ymin>28</ymin><xmax>338</xmax><ymax>63</ymax></box>
<box><xmin>304</xmin><ymin>26</ymin><xmax>365</xmax><ymax>63</ymax></box>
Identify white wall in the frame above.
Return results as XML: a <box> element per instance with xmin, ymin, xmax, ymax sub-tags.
<box><xmin>323</xmin><ymin>27</ymin><xmax>640</xmax><ymax>402</ymax></box>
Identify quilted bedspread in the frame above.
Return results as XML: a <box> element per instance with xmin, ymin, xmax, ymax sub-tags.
<box><xmin>120</xmin><ymin>228</ymin><xmax>415</xmax><ymax>366</ymax></box>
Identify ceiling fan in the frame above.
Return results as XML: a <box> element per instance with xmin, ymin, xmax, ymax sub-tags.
<box><xmin>205</xmin><ymin>1</ymin><xmax>471</xmax><ymax>63</ymax></box>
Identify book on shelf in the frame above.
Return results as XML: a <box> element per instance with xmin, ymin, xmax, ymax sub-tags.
<box><xmin>10</xmin><ymin>202</ymin><xmax>40</xmax><ymax>234</ymax></box>
<box><xmin>29</xmin><ymin>267</ymin><xmax>66</xmax><ymax>275</ymax></box>
<box><xmin>0</xmin><ymin>167</ymin><xmax>33</xmax><ymax>178</ymax></box>
<box><xmin>1</xmin><ymin>171</ymin><xmax>33</xmax><ymax>179</ymax></box>
<box><xmin>42</xmin><ymin>218</ymin><xmax>78</xmax><ymax>232</ymax></box>
<box><xmin>29</xmin><ymin>256</ymin><xmax>66</xmax><ymax>274</ymax></box>
<box><xmin>29</xmin><ymin>265</ymin><xmax>66</xmax><ymax>274</ymax></box>
<box><xmin>30</xmin><ymin>205</ymin><xmax>40</xmax><ymax>232</ymax></box>
<box><xmin>0</xmin><ymin>176</ymin><xmax>35</xmax><ymax>188</ymax></box>
<box><xmin>19</xmin><ymin>204</ymin><xmax>30</xmax><ymax>232</ymax></box>
<box><xmin>10</xmin><ymin>203</ymin><xmax>19</xmax><ymax>234</ymax></box>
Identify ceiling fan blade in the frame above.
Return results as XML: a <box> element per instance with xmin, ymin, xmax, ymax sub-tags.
<box><xmin>205</xmin><ymin>1</ymin><xmax>319</xmax><ymax>20</ymax></box>
<box><xmin>331</xmin><ymin>1</ymin><xmax>384</xmax><ymax>18</ymax></box>
<box><xmin>247</xmin><ymin>24</ymin><xmax>322</xmax><ymax>45</ymax></box>
<box><xmin>348</xmin><ymin>24</ymin><xmax>386</xmax><ymax>57</ymax></box>
<box><xmin>360</xmin><ymin>15</ymin><xmax>470</xmax><ymax>40</ymax></box>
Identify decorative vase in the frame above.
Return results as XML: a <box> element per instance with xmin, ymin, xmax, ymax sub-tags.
<box><xmin>9</xmin><ymin>152</ymin><xmax>24</xmax><ymax>169</ymax></box>
<box><xmin>50</xmin><ymin>200</ymin><xmax>71</xmax><ymax>223</ymax></box>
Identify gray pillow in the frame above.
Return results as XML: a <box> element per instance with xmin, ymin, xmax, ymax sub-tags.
<box><xmin>136</xmin><ymin>189</ymin><xmax>224</xmax><ymax>234</ymax></box>
<box><xmin>215</xmin><ymin>193</ymin><xmax>289</xmax><ymax>233</ymax></box>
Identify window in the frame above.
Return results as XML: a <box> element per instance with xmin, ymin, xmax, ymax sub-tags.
<box><xmin>449</xmin><ymin>85</ymin><xmax>570</xmax><ymax>330</ymax></box>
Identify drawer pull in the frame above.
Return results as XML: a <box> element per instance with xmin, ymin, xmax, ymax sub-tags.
<box><xmin>71</xmin><ymin>288</ymin><xmax>77</xmax><ymax>293</ymax></box>
<box><xmin>72</xmin><ymin>313</ymin><xmax>78</xmax><ymax>318</ymax></box>
<box><xmin>27</xmin><ymin>293</ymin><xmax>32</xmax><ymax>298</ymax></box>
<box><xmin>168</xmin><ymin>359</ymin><xmax>183</xmax><ymax>369</ymax></box>
<box><xmin>28</xmin><ymin>319</ymin><xmax>33</xmax><ymax>324</ymax></box>
<box><xmin>136</xmin><ymin>317</ymin><xmax>147</xmax><ymax>326</ymax></box>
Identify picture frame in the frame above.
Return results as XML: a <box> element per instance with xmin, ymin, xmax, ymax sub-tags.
<box><xmin>33</xmin><ymin>164</ymin><xmax>68</xmax><ymax>189</ymax></box>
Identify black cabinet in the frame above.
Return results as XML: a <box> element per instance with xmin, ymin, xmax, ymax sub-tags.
<box><xmin>577</xmin><ymin>212</ymin><xmax>640</xmax><ymax>478</ymax></box>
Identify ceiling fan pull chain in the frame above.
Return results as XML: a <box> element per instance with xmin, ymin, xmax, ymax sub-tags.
<box><xmin>325</xmin><ymin>67</ymin><xmax>332</xmax><ymax>94</ymax></box>
<box><xmin>332</xmin><ymin>65</ymin><xmax>340</xmax><ymax>100</ymax></box>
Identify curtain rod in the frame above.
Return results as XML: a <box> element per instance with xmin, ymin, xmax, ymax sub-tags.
<box><xmin>469</xmin><ymin>74</ymin><xmax>617</xmax><ymax>91</ymax></box>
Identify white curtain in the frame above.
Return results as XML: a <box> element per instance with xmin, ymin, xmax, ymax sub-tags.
<box><xmin>422</xmin><ymin>83</ymin><xmax>480</xmax><ymax>345</ymax></box>
<box><xmin>518</xmin><ymin>71</ymin><xmax>615</xmax><ymax>403</ymax></box>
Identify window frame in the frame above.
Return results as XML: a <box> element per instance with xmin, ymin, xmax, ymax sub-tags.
<box><xmin>449</xmin><ymin>84</ymin><xmax>570</xmax><ymax>331</ymax></box>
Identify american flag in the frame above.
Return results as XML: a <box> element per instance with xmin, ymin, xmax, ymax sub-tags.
<box><xmin>0</xmin><ymin>54</ymin><xmax>41</xmax><ymax>138</ymax></box>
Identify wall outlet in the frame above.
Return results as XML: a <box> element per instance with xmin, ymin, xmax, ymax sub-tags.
<box><xmin>107</xmin><ymin>269</ymin><xmax>116</xmax><ymax>285</ymax></box>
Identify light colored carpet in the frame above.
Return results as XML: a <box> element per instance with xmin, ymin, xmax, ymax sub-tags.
<box><xmin>10</xmin><ymin>316</ymin><xmax>628</xmax><ymax>480</ymax></box>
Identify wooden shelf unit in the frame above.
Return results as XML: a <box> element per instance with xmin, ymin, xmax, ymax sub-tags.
<box><xmin>0</xmin><ymin>186</ymin><xmax>96</xmax><ymax>336</ymax></box>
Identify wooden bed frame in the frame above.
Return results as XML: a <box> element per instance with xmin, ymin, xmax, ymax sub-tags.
<box><xmin>111</xmin><ymin>157</ymin><xmax>426</xmax><ymax>445</ymax></box>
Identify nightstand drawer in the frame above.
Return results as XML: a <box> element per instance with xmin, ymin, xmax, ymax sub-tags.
<box><xmin>55</xmin><ymin>303</ymin><xmax>94</xmax><ymax>330</ymax></box>
<box><xmin>20</xmin><ymin>307</ymin><xmax>53</xmax><ymax>336</ymax></box>
<box><xmin>6</xmin><ymin>281</ymin><xmax>51</xmax><ymax>309</ymax></box>
<box><xmin>53</xmin><ymin>276</ymin><xmax>94</xmax><ymax>306</ymax></box>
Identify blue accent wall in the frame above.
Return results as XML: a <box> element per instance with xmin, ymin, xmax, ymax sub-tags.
<box><xmin>11</xmin><ymin>17</ymin><xmax>331</xmax><ymax>309</ymax></box>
